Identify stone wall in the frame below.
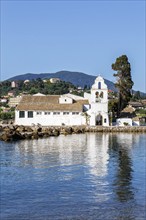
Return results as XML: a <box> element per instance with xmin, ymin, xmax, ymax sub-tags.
<box><xmin>0</xmin><ymin>125</ymin><xmax>146</xmax><ymax>142</ymax></box>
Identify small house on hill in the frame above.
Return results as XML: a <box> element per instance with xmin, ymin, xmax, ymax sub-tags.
<box><xmin>8</xmin><ymin>90</ymin><xmax>16</xmax><ymax>97</ymax></box>
<box><xmin>9</xmin><ymin>96</ymin><xmax>22</xmax><ymax>107</ymax></box>
<box><xmin>49</xmin><ymin>78</ymin><xmax>61</xmax><ymax>83</ymax></box>
<box><xmin>128</xmin><ymin>101</ymin><xmax>144</xmax><ymax>110</ymax></box>
<box><xmin>116</xmin><ymin>105</ymin><xmax>140</xmax><ymax>126</ymax></box>
<box><xmin>120</xmin><ymin>105</ymin><xmax>136</xmax><ymax>118</ymax></box>
<box><xmin>11</xmin><ymin>81</ymin><xmax>18</xmax><ymax>88</ymax></box>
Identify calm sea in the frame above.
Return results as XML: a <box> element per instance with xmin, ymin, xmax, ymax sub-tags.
<box><xmin>0</xmin><ymin>133</ymin><xmax>146</xmax><ymax>220</ymax></box>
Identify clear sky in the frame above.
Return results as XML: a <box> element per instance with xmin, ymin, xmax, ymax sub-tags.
<box><xmin>1</xmin><ymin>0</ymin><xmax>145</xmax><ymax>92</ymax></box>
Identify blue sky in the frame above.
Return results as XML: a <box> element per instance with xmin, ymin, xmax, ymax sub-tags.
<box><xmin>1</xmin><ymin>0</ymin><xmax>145</xmax><ymax>92</ymax></box>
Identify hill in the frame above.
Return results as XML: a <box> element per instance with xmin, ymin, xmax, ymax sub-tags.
<box><xmin>7</xmin><ymin>71</ymin><xmax>117</xmax><ymax>91</ymax></box>
<box><xmin>6</xmin><ymin>71</ymin><xmax>146</xmax><ymax>96</ymax></box>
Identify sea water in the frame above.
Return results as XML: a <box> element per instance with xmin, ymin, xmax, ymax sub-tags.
<box><xmin>0</xmin><ymin>133</ymin><xmax>146</xmax><ymax>219</ymax></box>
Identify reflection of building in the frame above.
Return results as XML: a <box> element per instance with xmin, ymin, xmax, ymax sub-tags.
<box><xmin>86</xmin><ymin>133</ymin><xmax>109</xmax><ymax>177</ymax></box>
<box><xmin>16</xmin><ymin>134</ymin><xmax>87</xmax><ymax>168</ymax></box>
<box><xmin>113</xmin><ymin>133</ymin><xmax>140</xmax><ymax>148</ymax></box>
<box><xmin>15</xmin><ymin>76</ymin><xmax>109</xmax><ymax>126</ymax></box>
<box><xmin>16</xmin><ymin>133</ymin><xmax>110</xmax><ymax>175</ymax></box>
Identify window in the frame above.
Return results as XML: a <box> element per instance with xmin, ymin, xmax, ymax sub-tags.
<box><xmin>36</xmin><ymin>112</ymin><xmax>42</xmax><ymax>115</ymax></box>
<box><xmin>72</xmin><ymin>112</ymin><xmax>79</xmax><ymax>115</ymax></box>
<box><xmin>104</xmin><ymin>118</ymin><xmax>107</xmax><ymax>123</ymax></box>
<box><xmin>100</xmin><ymin>92</ymin><xmax>103</xmax><ymax>98</ymax></box>
<box><xmin>98</xmin><ymin>82</ymin><xmax>101</xmax><ymax>89</ymax></box>
<box><xmin>19</xmin><ymin>111</ymin><xmax>25</xmax><ymax>118</ymax></box>
<box><xmin>44</xmin><ymin>112</ymin><xmax>51</xmax><ymax>115</ymax></box>
<box><xmin>53</xmin><ymin>112</ymin><xmax>60</xmax><ymax>115</ymax></box>
<box><xmin>28</xmin><ymin>111</ymin><xmax>33</xmax><ymax>118</ymax></box>
<box><xmin>63</xmin><ymin>112</ymin><xmax>69</xmax><ymax>115</ymax></box>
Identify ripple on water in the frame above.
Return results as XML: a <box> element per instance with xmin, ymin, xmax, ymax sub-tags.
<box><xmin>0</xmin><ymin>133</ymin><xmax>146</xmax><ymax>219</ymax></box>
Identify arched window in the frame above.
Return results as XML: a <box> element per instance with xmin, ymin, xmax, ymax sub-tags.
<box><xmin>100</xmin><ymin>91</ymin><xmax>103</xmax><ymax>98</ymax></box>
<box><xmin>95</xmin><ymin>91</ymin><xmax>99</xmax><ymax>98</ymax></box>
<box><xmin>98</xmin><ymin>82</ymin><xmax>101</xmax><ymax>89</ymax></box>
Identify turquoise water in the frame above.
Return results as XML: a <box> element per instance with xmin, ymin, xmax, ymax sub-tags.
<box><xmin>0</xmin><ymin>133</ymin><xmax>146</xmax><ymax>220</ymax></box>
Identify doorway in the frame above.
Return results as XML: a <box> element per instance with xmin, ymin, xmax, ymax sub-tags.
<box><xmin>96</xmin><ymin>114</ymin><xmax>102</xmax><ymax>125</ymax></box>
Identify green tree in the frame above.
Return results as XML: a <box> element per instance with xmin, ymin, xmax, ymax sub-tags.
<box><xmin>108</xmin><ymin>99</ymin><xmax>118</xmax><ymax>121</ymax></box>
<box><xmin>132</xmin><ymin>91</ymin><xmax>141</xmax><ymax>101</ymax></box>
<box><xmin>112</xmin><ymin>55</ymin><xmax>134</xmax><ymax>116</ymax></box>
<box><xmin>0</xmin><ymin>112</ymin><xmax>15</xmax><ymax>120</ymax></box>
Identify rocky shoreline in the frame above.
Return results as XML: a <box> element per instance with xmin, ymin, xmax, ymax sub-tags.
<box><xmin>0</xmin><ymin>124</ymin><xmax>146</xmax><ymax>142</ymax></box>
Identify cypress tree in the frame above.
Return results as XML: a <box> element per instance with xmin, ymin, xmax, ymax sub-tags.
<box><xmin>112</xmin><ymin>55</ymin><xmax>134</xmax><ymax>116</ymax></box>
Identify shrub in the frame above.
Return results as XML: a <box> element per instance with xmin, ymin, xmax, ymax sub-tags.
<box><xmin>0</xmin><ymin>112</ymin><xmax>15</xmax><ymax>120</ymax></box>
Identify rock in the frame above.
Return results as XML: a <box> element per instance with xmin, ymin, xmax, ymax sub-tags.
<box><xmin>37</xmin><ymin>132</ymin><xmax>44</xmax><ymax>137</ymax></box>
<box><xmin>16</xmin><ymin>125</ymin><xmax>25</xmax><ymax>132</ymax></box>
<box><xmin>25</xmin><ymin>127</ymin><xmax>33</xmax><ymax>132</ymax></box>
<box><xmin>52</xmin><ymin>129</ymin><xmax>60</xmax><ymax>136</ymax></box>
<box><xmin>60</xmin><ymin>127</ymin><xmax>73</xmax><ymax>135</ymax></box>
<box><xmin>0</xmin><ymin>125</ymin><xmax>146</xmax><ymax>142</ymax></box>
<box><xmin>11</xmin><ymin>132</ymin><xmax>25</xmax><ymax>141</ymax></box>
<box><xmin>32</xmin><ymin>126</ymin><xmax>42</xmax><ymax>133</ymax></box>
<box><xmin>31</xmin><ymin>132</ymin><xmax>39</xmax><ymax>139</ymax></box>
<box><xmin>0</xmin><ymin>133</ymin><xmax>12</xmax><ymax>142</ymax></box>
<box><xmin>72</xmin><ymin>126</ymin><xmax>85</xmax><ymax>134</ymax></box>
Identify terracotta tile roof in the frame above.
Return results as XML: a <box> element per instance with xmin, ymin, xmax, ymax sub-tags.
<box><xmin>132</xmin><ymin>117</ymin><xmax>140</xmax><ymax>121</ymax></box>
<box><xmin>121</xmin><ymin>105</ymin><xmax>135</xmax><ymax>113</ymax></box>
<box><xmin>120</xmin><ymin>105</ymin><xmax>136</xmax><ymax>118</ymax></box>
<box><xmin>129</xmin><ymin>102</ymin><xmax>144</xmax><ymax>107</ymax></box>
<box><xmin>16</xmin><ymin>95</ymin><xmax>89</xmax><ymax>112</ymax></box>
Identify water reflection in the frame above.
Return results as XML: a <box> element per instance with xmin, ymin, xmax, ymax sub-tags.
<box><xmin>86</xmin><ymin>133</ymin><xmax>109</xmax><ymax>177</ymax></box>
<box><xmin>1</xmin><ymin>133</ymin><xmax>145</xmax><ymax>220</ymax></box>
<box><xmin>109</xmin><ymin>134</ymin><xmax>137</xmax><ymax>202</ymax></box>
<box><xmin>15</xmin><ymin>134</ymin><xmax>110</xmax><ymax>179</ymax></box>
<box><xmin>15</xmin><ymin>134</ymin><xmax>111</xmax><ymax>202</ymax></box>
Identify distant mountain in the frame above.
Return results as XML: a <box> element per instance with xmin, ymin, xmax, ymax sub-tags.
<box><xmin>7</xmin><ymin>71</ymin><xmax>117</xmax><ymax>91</ymax></box>
<box><xmin>7</xmin><ymin>71</ymin><xmax>146</xmax><ymax>96</ymax></box>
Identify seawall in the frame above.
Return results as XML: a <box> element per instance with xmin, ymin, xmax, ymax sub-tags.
<box><xmin>0</xmin><ymin>125</ymin><xmax>146</xmax><ymax>142</ymax></box>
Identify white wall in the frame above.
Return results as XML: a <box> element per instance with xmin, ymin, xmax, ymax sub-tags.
<box><xmin>62</xmin><ymin>93</ymin><xmax>86</xmax><ymax>100</ymax></box>
<box><xmin>59</xmin><ymin>96</ymin><xmax>73</xmax><ymax>104</ymax></box>
<box><xmin>15</xmin><ymin>111</ymin><xmax>86</xmax><ymax>126</ymax></box>
<box><xmin>89</xmin><ymin>112</ymin><xmax>109</xmax><ymax>126</ymax></box>
<box><xmin>116</xmin><ymin>118</ymin><xmax>132</xmax><ymax>126</ymax></box>
<box><xmin>90</xmin><ymin>103</ymin><xmax>108</xmax><ymax>113</ymax></box>
<box><xmin>90</xmin><ymin>89</ymin><xmax>108</xmax><ymax>104</ymax></box>
<box><xmin>84</xmin><ymin>92</ymin><xmax>91</xmax><ymax>101</ymax></box>
<box><xmin>132</xmin><ymin>120</ymin><xmax>140</xmax><ymax>126</ymax></box>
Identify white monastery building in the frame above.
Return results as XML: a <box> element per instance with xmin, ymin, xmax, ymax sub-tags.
<box><xmin>15</xmin><ymin>76</ymin><xmax>109</xmax><ymax>126</ymax></box>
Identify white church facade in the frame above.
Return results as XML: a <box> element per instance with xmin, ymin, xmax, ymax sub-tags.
<box><xmin>15</xmin><ymin>76</ymin><xmax>109</xmax><ymax>126</ymax></box>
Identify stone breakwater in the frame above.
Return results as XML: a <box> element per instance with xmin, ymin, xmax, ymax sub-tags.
<box><xmin>0</xmin><ymin>125</ymin><xmax>146</xmax><ymax>142</ymax></box>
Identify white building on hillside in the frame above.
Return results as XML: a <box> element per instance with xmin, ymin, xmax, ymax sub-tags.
<box><xmin>15</xmin><ymin>76</ymin><xmax>109</xmax><ymax>126</ymax></box>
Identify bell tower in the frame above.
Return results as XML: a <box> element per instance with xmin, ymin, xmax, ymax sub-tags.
<box><xmin>88</xmin><ymin>75</ymin><xmax>109</xmax><ymax>126</ymax></box>
<box><xmin>90</xmin><ymin>75</ymin><xmax>108</xmax><ymax>104</ymax></box>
